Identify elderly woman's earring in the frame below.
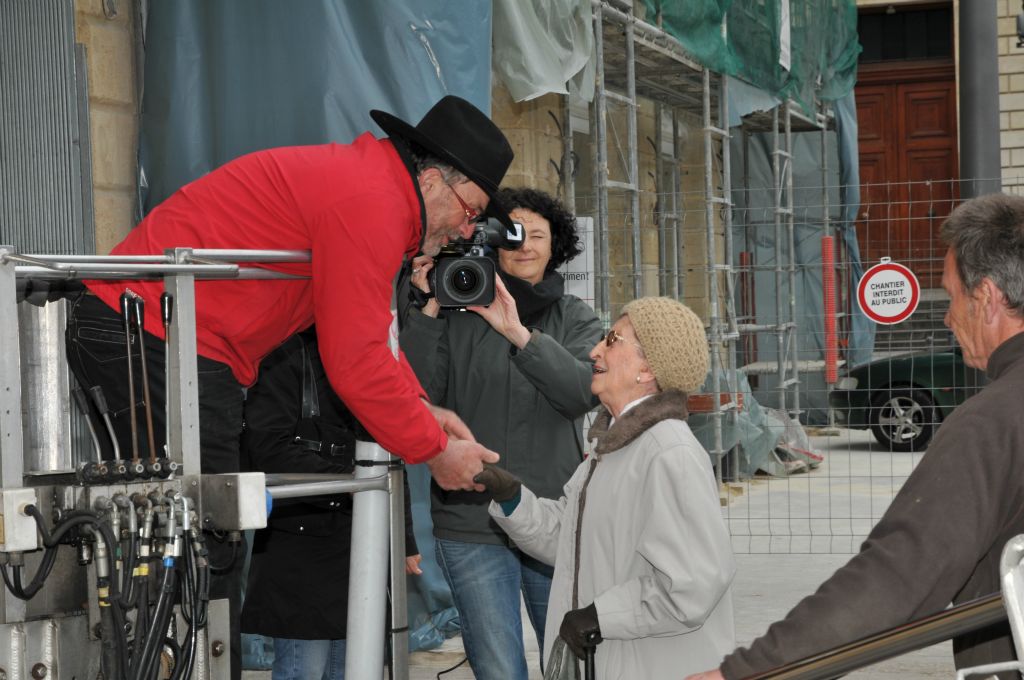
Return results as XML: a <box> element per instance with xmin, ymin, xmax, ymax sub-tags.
<box><xmin>635</xmin><ymin>375</ymin><xmax>641</xmax><ymax>384</ymax></box>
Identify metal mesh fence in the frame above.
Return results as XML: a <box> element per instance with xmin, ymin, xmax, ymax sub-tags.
<box><xmin>569</xmin><ymin>178</ymin><xmax>1010</xmax><ymax>554</ymax></box>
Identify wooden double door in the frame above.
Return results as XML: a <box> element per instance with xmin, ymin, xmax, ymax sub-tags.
<box><xmin>855</xmin><ymin>62</ymin><xmax>958</xmax><ymax>289</ymax></box>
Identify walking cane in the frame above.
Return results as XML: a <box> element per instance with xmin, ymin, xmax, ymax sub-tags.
<box><xmin>583</xmin><ymin>631</ymin><xmax>600</xmax><ymax>680</ymax></box>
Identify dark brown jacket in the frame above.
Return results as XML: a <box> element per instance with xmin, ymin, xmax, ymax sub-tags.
<box><xmin>723</xmin><ymin>331</ymin><xmax>1024</xmax><ymax>679</ymax></box>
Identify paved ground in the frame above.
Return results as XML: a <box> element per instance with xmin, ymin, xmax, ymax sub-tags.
<box><xmin>399</xmin><ymin>554</ymin><xmax>952</xmax><ymax>680</ymax></box>
<box><xmin>247</xmin><ymin>428</ymin><xmax>960</xmax><ymax>679</ymax></box>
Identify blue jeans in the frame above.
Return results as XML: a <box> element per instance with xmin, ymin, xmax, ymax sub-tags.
<box><xmin>436</xmin><ymin>538</ymin><xmax>554</xmax><ymax>680</ymax></box>
<box><xmin>272</xmin><ymin>638</ymin><xmax>345</xmax><ymax>680</ymax></box>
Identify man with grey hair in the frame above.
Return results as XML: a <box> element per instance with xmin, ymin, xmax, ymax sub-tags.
<box><xmin>689</xmin><ymin>192</ymin><xmax>1024</xmax><ymax>680</ymax></box>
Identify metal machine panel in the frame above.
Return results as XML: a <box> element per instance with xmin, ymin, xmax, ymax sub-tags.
<box><xmin>199</xmin><ymin>473</ymin><xmax>268</xmax><ymax>531</ymax></box>
<box><xmin>0</xmin><ymin>488</ymin><xmax>38</xmax><ymax>553</ymax></box>
<box><xmin>0</xmin><ymin>615</ymin><xmax>97</xmax><ymax>680</ymax></box>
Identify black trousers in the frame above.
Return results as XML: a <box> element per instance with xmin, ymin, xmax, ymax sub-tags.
<box><xmin>66</xmin><ymin>291</ymin><xmax>246</xmax><ymax>680</ymax></box>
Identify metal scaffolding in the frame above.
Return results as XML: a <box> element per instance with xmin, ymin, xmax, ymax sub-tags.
<box><xmin>559</xmin><ymin>0</ymin><xmax>740</xmax><ymax>473</ymax></box>
<box><xmin>559</xmin><ymin>1</ymin><xmax>845</xmax><ymax>477</ymax></box>
<box><xmin>736</xmin><ymin>102</ymin><xmax>837</xmax><ymax>421</ymax></box>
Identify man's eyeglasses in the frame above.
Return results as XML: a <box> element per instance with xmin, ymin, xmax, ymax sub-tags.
<box><xmin>447</xmin><ymin>183</ymin><xmax>482</xmax><ymax>224</ymax></box>
<box><xmin>605</xmin><ymin>329</ymin><xmax>643</xmax><ymax>349</ymax></box>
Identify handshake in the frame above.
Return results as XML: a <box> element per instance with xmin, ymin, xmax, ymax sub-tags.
<box><xmin>473</xmin><ymin>465</ymin><xmax>522</xmax><ymax>501</ymax></box>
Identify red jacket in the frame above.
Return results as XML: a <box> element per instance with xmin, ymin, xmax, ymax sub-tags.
<box><xmin>87</xmin><ymin>134</ymin><xmax>446</xmax><ymax>463</ymax></box>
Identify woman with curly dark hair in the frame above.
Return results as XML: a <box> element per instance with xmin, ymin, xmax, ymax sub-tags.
<box><xmin>401</xmin><ymin>187</ymin><xmax>602</xmax><ymax>680</ymax></box>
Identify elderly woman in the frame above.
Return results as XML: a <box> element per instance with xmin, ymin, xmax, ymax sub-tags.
<box><xmin>400</xmin><ymin>188</ymin><xmax>603</xmax><ymax>680</ymax></box>
<box><xmin>476</xmin><ymin>297</ymin><xmax>736</xmax><ymax>679</ymax></box>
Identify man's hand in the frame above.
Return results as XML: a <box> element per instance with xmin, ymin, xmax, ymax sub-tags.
<box><xmin>686</xmin><ymin>671</ymin><xmax>725</xmax><ymax>680</ymax></box>
<box><xmin>424</xmin><ymin>401</ymin><xmax>475</xmax><ymax>442</ymax></box>
<box><xmin>409</xmin><ymin>255</ymin><xmax>440</xmax><ymax>318</ymax></box>
<box><xmin>427</xmin><ymin>438</ymin><xmax>499</xmax><ymax>491</ymax></box>
<box><xmin>405</xmin><ymin>554</ymin><xmax>423</xmax><ymax>575</ymax></box>
<box><xmin>473</xmin><ymin>465</ymin><xmax>522</xmax><ymax>502</ymax></box>
<box><xmin>467</xmin><ymin>275</ymin><xmax>531</xmax><ymax>349</ymax></box>
<box><xmin>559</xmin><ymin>602</ymin><xmax>602</xmax><ymax>659</ymax></box>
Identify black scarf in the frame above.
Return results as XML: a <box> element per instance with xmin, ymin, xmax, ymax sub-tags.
<box><xmin>498</xmin><ymin>269</ymin><xmax>564</xmax><ymax>325</ymax></box>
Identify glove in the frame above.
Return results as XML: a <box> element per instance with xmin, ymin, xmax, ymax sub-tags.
<box><xmin>559</xmin><ymin>602</ymin><xmax>602</xmax><ymax>659</ymax></box>
<box><xmin>472</xmin><ymin>464</ymin><xmax>522</xmax><ymax>502</ymax></box>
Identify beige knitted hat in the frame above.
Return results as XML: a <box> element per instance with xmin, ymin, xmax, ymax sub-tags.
<box><xmin>622</xmin><ymin>297</ymin><xmax>709</xmax><ymax>393</ymax></box>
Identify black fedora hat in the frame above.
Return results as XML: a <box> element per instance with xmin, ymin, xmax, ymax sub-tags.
<box><xmin>371</xmin><ymin>96</ymin><xmax>514</xmax><ymax>227</ymax></box>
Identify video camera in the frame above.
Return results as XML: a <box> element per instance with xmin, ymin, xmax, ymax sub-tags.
<box><xmin>429</xmin><ymin>217</ymin><xmax>524</xmax><ymax>308</ymax></box>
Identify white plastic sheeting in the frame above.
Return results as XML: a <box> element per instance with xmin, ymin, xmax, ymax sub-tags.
<box><xmin>492</xmin><ymin>0</ymin><xmax>595</xmax><ymax>102</ymax></box>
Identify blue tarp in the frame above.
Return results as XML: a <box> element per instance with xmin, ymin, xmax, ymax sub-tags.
<box><xmin>139</xmin><ymin>0</ymin><xmax>492</xmax><ymax>212</ymax></box>
<box><xmin>138</xmin><ymin>1</ymin><xmax>489</xmax><ymax>656</ymax></box>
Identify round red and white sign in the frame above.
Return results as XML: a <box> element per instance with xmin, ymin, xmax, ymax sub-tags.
<box><xmin>856</xmin><ymin>259</ymin><xmax>920</xmax><ymax>325</ymax></box>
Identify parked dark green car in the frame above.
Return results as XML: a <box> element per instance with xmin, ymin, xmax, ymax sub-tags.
<box><xmin>828</xmin><ymin>346</ymin><xmax>985</xmax><ymax>451</ymax></box>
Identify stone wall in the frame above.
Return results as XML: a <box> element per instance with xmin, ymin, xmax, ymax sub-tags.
<box><xmin>74</xmin><ymin>0</ymin><xmax>139</xmax><ymax>254</ymax></box>
<box><xmin>998</xmin><ymin>0</ymin><xmax>1024</xmax><ymax>188</ymax></box>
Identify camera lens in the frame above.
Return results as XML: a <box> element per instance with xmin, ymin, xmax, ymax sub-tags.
<box><xmin>452</xmin><ymin>266</ymin><xmax>478</xmax><ymax>293</ymax></box>
<box><xmin>438</xmin><ymin>256</ymin><xmax>493</xmax><ymax>306</ymax></box>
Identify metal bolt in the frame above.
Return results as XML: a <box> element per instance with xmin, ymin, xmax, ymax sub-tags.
<box><xmin>30</xmin><ymin>663</ymin><xmax>47</xmax><ymax>679</ymax></box>
<box><xmin>211</xmin><ymin>640</ymin><xmax>225</xmax><ymax>657</ymax></box>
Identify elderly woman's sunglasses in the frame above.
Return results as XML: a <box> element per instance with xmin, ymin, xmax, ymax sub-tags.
<box><xmin>604</xmin><ymin>329</ymin><xmax>642</xmax><ymax>349</ymax></box>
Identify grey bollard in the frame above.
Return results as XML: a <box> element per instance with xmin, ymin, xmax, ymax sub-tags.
<box><xmin>345</xmin><ymin>440</ymin><xmax>392</xmax><ymax>680</ymax></box>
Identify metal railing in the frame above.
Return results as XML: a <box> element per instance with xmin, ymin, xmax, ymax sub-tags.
<box><xmin>0</xmin><ymin>247</ymin><xmax>409</xmax><ymax>680</ymax></box>
<box><xmin>747</xmin><ymin>593</ymin><xmax>1005</xmax><ymax>680</ymax></box>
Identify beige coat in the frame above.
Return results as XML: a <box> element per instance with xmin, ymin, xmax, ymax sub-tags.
<box><xmin>491</xmin><ymin>390</ymin><xmax>736</xmax><ymax>679</ymax></box>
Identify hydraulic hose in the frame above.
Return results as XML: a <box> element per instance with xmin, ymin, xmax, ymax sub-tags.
<box><xmin>133</xmin><ymin>563</ymin><xmax>177</xmax><ymax>680</ymax></box>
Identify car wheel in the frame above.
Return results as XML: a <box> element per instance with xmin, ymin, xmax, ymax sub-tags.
<box><xmin>869</xmin><ymin>388</ymin><xmax>937</xmax><ymax>452</ymax></box>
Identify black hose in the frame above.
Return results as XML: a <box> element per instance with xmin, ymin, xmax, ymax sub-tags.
<box><xmin>207</xmin><ymin>539</ymin><xmax>239</xmax><ymax>575</ymax></box>
<box><xmin>91</xmin><ymin>518</ymin><xmax>131</xmax><ymax>680</ymax></box>
<box><xmin>119</xmin><ymin>531</ymin><xmax>138</xmax><ymax>608</ymax></box>
<box><xmin>3</xmin><ymin>505</ymin><xmax>133</xmax><ymax>677</ymax></box>
<box><xmin>110</xmin><ymin>591</ymin><xmax>132</xmax><ymax>679</ymax></box>
<box><xmin>0</xmin><ymin>504</ymin><xmax>85</xmax><ymax>600</ymax></box>
<box><xmin>98</xmin><ymin>585</ymin><xmax>122</xmax><ymax>680</ymax></box>
<box><xmin>1</xmin><ymin>510</ymin><xmax>99</xmax><ymax>601</ymax></box>
<box><xmin>2</xmin><ymin>548</ymin><xmax>58</xmax><ymax>602</ymax></box>
<box><xmin>30</xmin><ymin>507</ymin><xmax>131</xmax><ymax>676</ymax></box>
<box><xmin>133</xmin><ymin>563</ymin><xmax>177</xmax><ymax>680</ymax></box>
<box><xmin>131</xmin><ymin>567</ymin><xmax>151</xmax><ymax>678</ymax></box>
<box><xmin>172</xmin><ymin>528</ymin><xmax>210</xmax><ymax>680</ymax></box>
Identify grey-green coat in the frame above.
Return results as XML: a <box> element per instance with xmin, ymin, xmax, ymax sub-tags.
<box><xmin>400</xmin><ymin>295</ymin><xmax>603</xmax><ymax>544</ymax></box>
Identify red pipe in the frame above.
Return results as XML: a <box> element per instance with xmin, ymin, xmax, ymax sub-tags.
<box><xmin>822</xmin><ymin>236</ymin><xmax>838</xmax><ymax>384</ymax></box>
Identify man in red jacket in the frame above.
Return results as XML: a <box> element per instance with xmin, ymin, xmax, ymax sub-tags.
<box><xmin>65</xmin><ymin>95</ymin><xmax>509</xmax><ymax>679</ymax></box>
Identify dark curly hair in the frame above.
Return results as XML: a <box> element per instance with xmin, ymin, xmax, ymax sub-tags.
<box><xmin>495</xmin><ymin>187</ymin><xmax>583</xmax><ymax>272</ymax></box>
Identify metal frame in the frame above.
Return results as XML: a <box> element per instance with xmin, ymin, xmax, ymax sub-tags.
<box><xmin>736</xmin><ymin>101</ymin><xmax>836</xmax><ymax>421</ymax></box>
<box><xmin>585</xmin><ymin>1</ymin><xmax>739</xmax><ymax>470</ymax></box>
<box><xmin>1</xmin><ymin>248</ymin><xmax>411</xmax><ymax>680</ymax></box>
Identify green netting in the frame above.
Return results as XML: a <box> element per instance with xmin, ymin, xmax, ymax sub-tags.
<box><xmin>642</xmin><ymin>0</ymin><xmax>861</xmax><ymax>113</ymax></box>
<box><xmin>640</xmin><ymin>0</ymin><xmax>739</xmax><ymax>75</ymax></box>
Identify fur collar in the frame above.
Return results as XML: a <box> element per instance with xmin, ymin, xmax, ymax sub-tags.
<box><xmin>587</xmin><ymin>389</ymin><xmax>689</xmax><ymax>455</ymax></box>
